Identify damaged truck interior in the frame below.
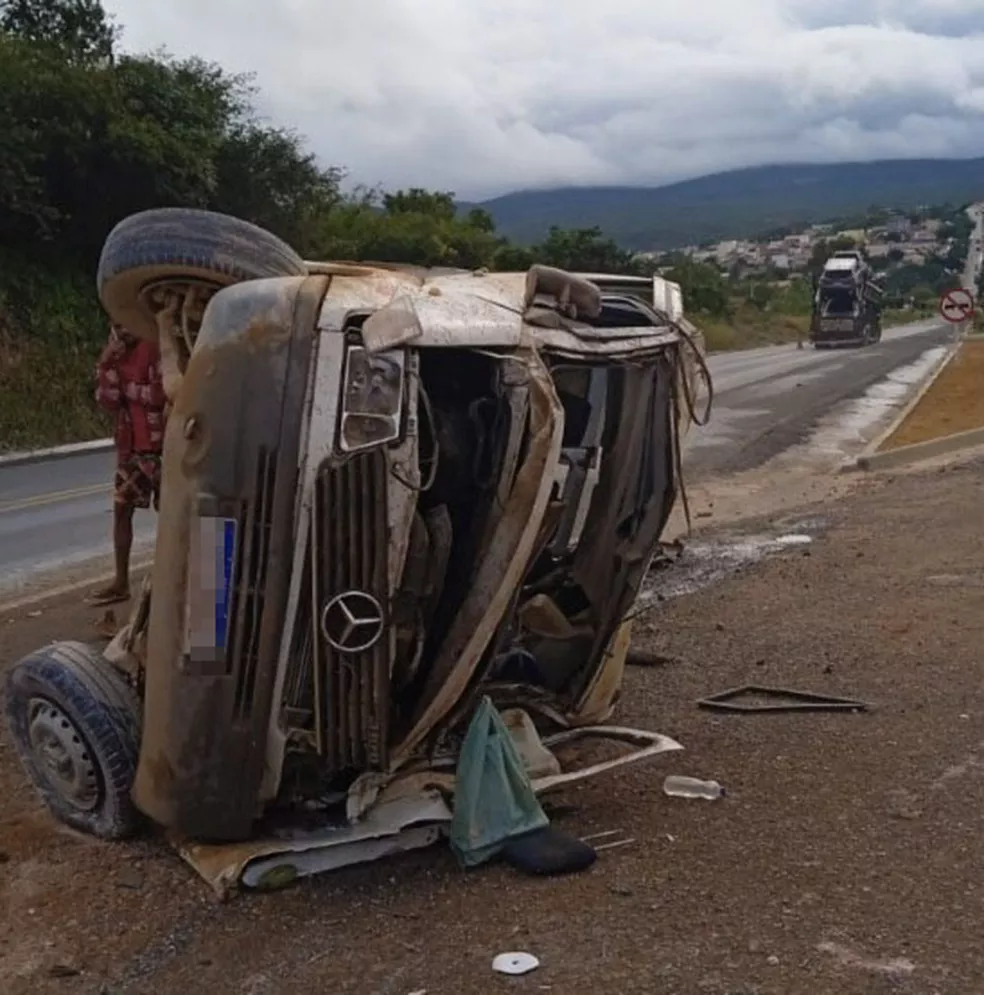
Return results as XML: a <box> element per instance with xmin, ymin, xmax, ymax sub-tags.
<box><xmin>3</xmin><ymin>208</ymin><xmax>712</xmax><ymax>895</ymax></box>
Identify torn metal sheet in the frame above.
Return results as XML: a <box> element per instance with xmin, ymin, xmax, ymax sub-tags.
<box><xmin>176</xmin><ymin>721</ymin><xmax>682</xmax><ymax>896</ymax></box>
<box><xmin>531</xmin><ymin>726</ymin><xmax>683</xmax><ymax>794</ymax></box>
<box><xmin>176</xmin><ymin>792</ymin><xmax>453</xmax><ymax>900</ymax></box>
<box><xmin>360</xmin><ymin>293</ymin><xmax>425</xmax><ymax>352</ymax></box>
<box><xmin>698</xmin><ymin>684</ymin><xmax>871</xmax><ymax>714</ymax></box>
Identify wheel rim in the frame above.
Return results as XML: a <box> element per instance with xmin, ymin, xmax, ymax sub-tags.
<box><xmin>27</xmin><ymin>698</ymin><xmax>100</xmax><ymax>812</ymax></box>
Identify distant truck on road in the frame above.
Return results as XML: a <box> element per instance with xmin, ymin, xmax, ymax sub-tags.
<box><xmin>809</xmin><ymin>250</ymin><xmax>883</xmax><ymax>349</ymax></box>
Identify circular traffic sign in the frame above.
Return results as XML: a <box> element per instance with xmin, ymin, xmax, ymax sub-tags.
<box><xmin>939</xmin><ymin>287</ymin><xmax>975</xmax><ymax>323</ymax></box>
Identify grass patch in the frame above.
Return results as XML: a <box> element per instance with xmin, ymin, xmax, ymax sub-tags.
<box><xmin>699</xmin><ymin>304</ymin><xmax>809</xmax><ymax>352</ymax></box>
<box><xmin>0</xmin><ymin>338</ymin><xmax>109</xmax><ymax>452</ymax></box>
<box><xmin>0</xmin><ymin>255</ymin><xmax>110</xmax><ymax>453</ymax></box>
<box><xmin>883</xmin><ymin>307</ymin><xmax>935</xmax><ymax>328</ymax></box>
<box><xmin>700</xmin><ymin>305</ymin><xmax>935</xmax><ymax>354</ymax></box>
<box><xmin>879</xmin><ymin>340</ymin><xmax>984</xmax><ymax>451</ymax></box>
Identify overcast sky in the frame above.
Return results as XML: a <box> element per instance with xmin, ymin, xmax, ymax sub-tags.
<box><xmin>103</xmin><ymin>0</ymin><xmax>984</xmax><ymax>200</ymax></box>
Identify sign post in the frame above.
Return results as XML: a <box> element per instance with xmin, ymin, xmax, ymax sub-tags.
<box><xmin>939</xmin><ymin>287</ymin><xmax>975</xmax><ymax>324</ymax></box>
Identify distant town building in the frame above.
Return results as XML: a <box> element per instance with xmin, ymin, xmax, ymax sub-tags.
<box><xmin>886</xmin><ymin>216</ymin><xmax>913</xmax><ymax>237</ymax></box>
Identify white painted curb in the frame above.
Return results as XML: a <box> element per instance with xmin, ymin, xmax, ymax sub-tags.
<box><xmin>841</xmin><ymin>340</ymin><xmax>961</xmax><ymax>473</ymax></box>
<box><xmin>857</xmin><ymin>426</ymin><xmax>984</xmax><ymax>472</ymax></box>
<box><xmin>0</xmin><ymin>437</ymin><xmax>113</xmax><ymax>469</ymax></box>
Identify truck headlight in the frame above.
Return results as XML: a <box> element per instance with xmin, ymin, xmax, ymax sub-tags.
<box><xmin>339</xmin><ymin>345</ymin><xmax>406</xmax><ymax>453</ymax></box>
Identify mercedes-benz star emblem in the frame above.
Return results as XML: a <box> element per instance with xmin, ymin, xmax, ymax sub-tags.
<box><xmin>320</xmin><ymin>590</ymin><xmax>384</xmax><ymax>654</ymax></box>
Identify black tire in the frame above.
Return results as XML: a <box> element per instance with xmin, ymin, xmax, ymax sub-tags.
<box><xmin>4</xmin><ymin>641</ymin><xmax>142</xmax><ymax>839</ymax></box>
<box><xmin>97</xmin><ymin>208</ymin><xmax>308</xmax><ymax>341</ymax></box>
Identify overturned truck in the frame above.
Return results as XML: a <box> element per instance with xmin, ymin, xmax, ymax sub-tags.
<box><xmin>810</xmin><ymin>250</ymin><xmax>883</xmax><ymax>349</ymax></box>
<box><xmin>4</xmin><ymin>210</ymin><xmax>710</xmax><ymax>894</ymax></box>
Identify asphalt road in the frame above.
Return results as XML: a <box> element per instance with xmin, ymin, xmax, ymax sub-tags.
<box><xmin>0</xmin><ymin>449</ymin><xmax>157</xmax><ymax>597</ymax></box>
<box><xmin>0</xmin><ymin>317</ymin><xmax>954</xmax><ymax>597</ymax></box>
<box><xmin>684</xmin><ymin>317</ymin><xmax>955</xmax><ymax>477</ymax></box>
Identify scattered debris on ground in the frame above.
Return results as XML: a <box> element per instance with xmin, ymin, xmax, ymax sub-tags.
<box><xmin>492</xmin><ymin>951</ymin><xmax>540</xmax><ymax>976</ymax></box>
<box><xmin>636</xmin><ymin>520</ymin><xmax>824</xmax><ymax>608</ymax></box>
<box><xmin>697</xmin><ymin>684</ymin><xmax>870</xmax><ymax>714</ymax></box>
<box><xmin>3</xmin><ymin>454</ymin><xmax>984</xmax><ymax>992</ymax></box>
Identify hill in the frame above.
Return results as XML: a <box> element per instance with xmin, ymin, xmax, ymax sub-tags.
<box><xmin>466</xmin><ymin>158</ymin><xmax>984</xmax><ymax>250</ymax></box>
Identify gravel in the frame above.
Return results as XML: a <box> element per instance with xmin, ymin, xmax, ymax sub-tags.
<box><xmin>2</xmin><ymin>456</ymin><xmax>984</xmax><ymax>995</ymax></box>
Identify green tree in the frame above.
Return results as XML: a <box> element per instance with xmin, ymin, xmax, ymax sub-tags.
<box><xmin>212</xmin><ymin>124</ymin><xmax>344</xmax><ymax>252</ymax></box>
<box><xmin>532</xmin><ymin>226</ymin><xmax>639</xmax><ymax>273</ymax></box>
<box><xmin>492</xmin><ymin>241</ymin><xmax>535</xmax><ymax>271</ymax></box>
<box><xmin>773</xmin><ymin>278</ymin><xmax>813</xmax><ymax>316</ymax></box>
<box><xmin>311</xmin><ymin>186</ymin><xmax>503</xmax><ymax>270</ymax></box>
<box><xmin>384</xmin><ymin>188</ymin><xmax>456</xmax><ymax>221</ymax></box>
<box><xmin>744</xmin><ymin>280</ymin><xmax>774</xmax><ymax>310</ymax></box>
<box><xmin>0</xmin><ymin>0</ymin><xmax>115</xmax><ymax>65</ymax></box>
<box><xmin>465</xmin><ymin>208</ymin><xmax>495</xmax><ymax>234</ymax></box>
<box><xmin>662</xmin><ymin>257</ymin><xmax>729</xmax><ymax>316</ymax></box>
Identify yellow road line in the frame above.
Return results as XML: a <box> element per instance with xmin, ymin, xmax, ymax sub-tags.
<box><xmin>0</xmin><ymin>482</ymin><xmax>110</xmax><ymax>515</ymax></box>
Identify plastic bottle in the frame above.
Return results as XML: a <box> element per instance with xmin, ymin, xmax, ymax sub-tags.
<box><xmin>663</xmin><ymin>775</ymin><xmax>725</xmax><ymax>800</ymax></box>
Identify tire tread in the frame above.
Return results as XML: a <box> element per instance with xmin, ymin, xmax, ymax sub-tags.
<box><xmin>3</xmin><ymin>641</ymin><xmax>142</xmax><ymax>839</ymax></box>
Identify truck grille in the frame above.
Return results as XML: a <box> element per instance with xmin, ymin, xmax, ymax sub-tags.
<box><xmin>820</xmin><ymin>318</ymin><xmax>856</xmax><ymax>332</ymax></box>
<box><xmin>228</xmin><ymin>446</ymin><xmax>278</xmax><ymax>717</ymax></box>
<box><xmin>310</xmin><ymin>451</ymin><xmax>391</xmax><ymax>773</ymax></box>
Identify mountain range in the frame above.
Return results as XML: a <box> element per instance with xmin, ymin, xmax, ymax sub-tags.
<box><xmin>463</xmin><ymin>157</ymin><xmax>984</xmax><ymax>251</ymax></box>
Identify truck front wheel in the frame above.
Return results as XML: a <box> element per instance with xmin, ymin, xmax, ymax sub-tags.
<box><xmin>4</xmin><ymin>641</ymin><xmax>142</xmax><ymax>839</ymax></box>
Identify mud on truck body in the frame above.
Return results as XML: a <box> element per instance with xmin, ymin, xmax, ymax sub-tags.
<box><xmin>810</xmin><ymin>250</ymin><xmax>883</xmax><ymax>349</ymax></box>
<box><xmin>4</xmin><ymin>210</ymin><xmax>710</xmax><ymax>894</ymax></box>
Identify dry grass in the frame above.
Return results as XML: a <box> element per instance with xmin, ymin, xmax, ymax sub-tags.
<box><xmin>700</xmin><ymin>305</ymin><xmax>933</xmax><ymax>354</ymax></box>
<box><xmin>883</xmin><ymin>307</ymin><xmax>934</xmax><ymax>327</ymax></box>
<box><xmin>700</xmin><ymin>305</ymin><xmax>810</xmax><ymax>352</ymax></box>
<box><xmin>879</xmin><ymin>339</ymin><xmax>984</xmax><ymax>450</ymax></box>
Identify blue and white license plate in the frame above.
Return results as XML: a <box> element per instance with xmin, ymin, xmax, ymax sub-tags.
<box><xmin>185</xmin><ymin>516</ymin><xmax>238</xmax><ymax>664</ymax></box>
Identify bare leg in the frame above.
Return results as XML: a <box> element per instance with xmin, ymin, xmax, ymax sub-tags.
<box><xmin>89</xmin><ymin>502</ymin><xmax>135</xmax><ymax>605</ymax></box>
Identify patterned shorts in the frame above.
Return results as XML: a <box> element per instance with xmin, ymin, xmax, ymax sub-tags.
<box><xmin>114</xmin><ymin>452</ymin><xmax>162</xmax><ymax>510</ymax></box>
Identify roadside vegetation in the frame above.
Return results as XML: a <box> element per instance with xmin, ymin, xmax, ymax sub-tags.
<box><xmin>0</xmin><ymin>0</ymin><xmax>971</xmax><ymax>450</ymax></box>
<box><xmin>0</xmin><ymin>0</ymin><xmax>645</xmax><ymax>451</ymax></box>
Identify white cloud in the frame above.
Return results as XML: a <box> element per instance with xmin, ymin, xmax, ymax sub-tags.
<box><xmin>102</xmin><ymin>0</ymin><xmax>984</xmax><ymax>198</ymax></box>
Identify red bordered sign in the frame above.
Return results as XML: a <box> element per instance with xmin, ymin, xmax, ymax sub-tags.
<box><xmin>939</xmin><ymin>287</ymin><xmax>975</xmax><ymax>323</ymax></box>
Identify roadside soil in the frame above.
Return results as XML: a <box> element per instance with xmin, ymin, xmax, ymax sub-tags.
<box><xmin>3</xmin><ymin>454</ymin><xmax>984</xmax><ymax>994</ymax></box>
<box><xmin>880</xmin><ymin>338</ymin><xmax>984</xmax><ymax>449</ymax></box>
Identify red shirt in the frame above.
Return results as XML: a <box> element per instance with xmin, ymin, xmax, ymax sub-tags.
<box><xmin>95</xmin><ymin>333</ymin><xmax>166</xmax><ymax>458</ymax></box>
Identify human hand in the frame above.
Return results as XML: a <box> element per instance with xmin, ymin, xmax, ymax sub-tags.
<box><xmin>103</xmin><ymin>326</ymin><xmax>128</xmax><ymax>360</ymax></box>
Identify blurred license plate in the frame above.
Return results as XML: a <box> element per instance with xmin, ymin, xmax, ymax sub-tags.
<box><xmin>185</xmin><ymin>516</ymin><xmax>238</xmax><ymax>666</ymax></box>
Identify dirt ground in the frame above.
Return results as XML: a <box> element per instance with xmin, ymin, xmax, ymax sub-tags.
<box><xmin>881</xmin><ymin>339</ymin><xmax>984</xmax><ymax>449</ymax></box>
<box><xmin>3</xmin><ymin>455</ymin><xmax>984</xmax><ymax>995</ymax></box>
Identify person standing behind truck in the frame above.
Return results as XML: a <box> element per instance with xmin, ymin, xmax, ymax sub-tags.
<box><xmin>87</xmin><ymin>323</ymin><xmax>167</xmax><ymax>606</ymax></box>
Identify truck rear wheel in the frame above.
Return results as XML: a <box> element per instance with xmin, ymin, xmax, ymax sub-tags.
<box><xmin>97</xmin><ymin>208</ymin><xmax>308</xmax><ymax>341</ymax></box>
<box><xmin>4</xmin><ymin>641</ymin><xmax>142</xmax><ymax>839</ymax></box>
